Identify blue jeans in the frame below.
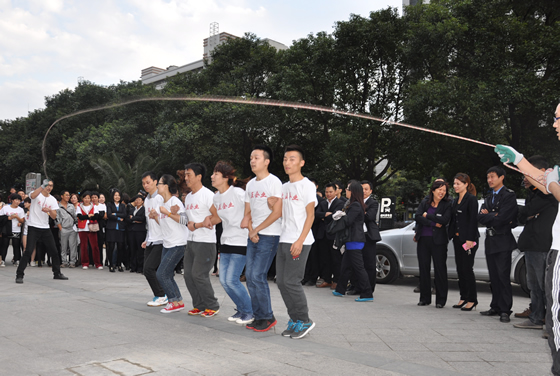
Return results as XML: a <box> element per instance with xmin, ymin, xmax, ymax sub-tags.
<box><xmin>525</xmin><ymin>251</ymin><xmax>547</xmax><ymax>325</ymax></box>
<box><xmin>219</xmin><ymin>253</ymin><xmax>253</xmax><ymax>315</ymax></box>
<box><xmin>246</xmin><ymin>235</ymin><xmax>279</xmax><ymax>320</ymax></box>
<box><xmin>156</xmin><ymin>245</ymin><xmax>185</xmax><ymax>302</ymax></box>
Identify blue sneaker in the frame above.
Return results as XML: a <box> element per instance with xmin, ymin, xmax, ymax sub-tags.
<box><xmin>228</xmin><ymin>311</ymin><xmax>243</xmax><ymax>322</ymax></box>
<box><xmin>332</xmin><ymin>291</ymin><xmax>344</xmax><ymax>297</ymax></box>
<box><xmin>282</xmin><ymin>319</ymin><xmax>297</xmax><ymax>337</ymax></box>
<box><xmin>355</xmin><ymin>297</ymin><xmax>374</xmax><ymax>302</ymax></box>
<box><xmin>291</xmin><ymin>320</ymin><xmax>315</xmax><ymax>339</ymax></box>
<box><xmin>235</xmin><ymin>313</ymin><xmax>254</xmax><ymax>324</ymax></box>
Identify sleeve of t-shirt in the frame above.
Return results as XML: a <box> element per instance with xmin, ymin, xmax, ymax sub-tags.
<box><xmin>50</xmin><ymin>198</ymin><xmax>59</xmax><ymax>210</ymax></box>
<box><xmin>172</xmin><ymin>197</ymin><xmax>186</xmax><ymax>214</ymax></box>
<box><xmin>0</xmin><ymin>207</ymin><xmax>6</xmax><ymax>215</ymax></box>
<box><xmin>236</xmin><ymin>188</ymin><xmax>245</xmax><ymax>202</ymax></box>
<box><xmin>270</xmin><ymin>177</ymin><xmax>282</xmax><ymax>198</ymax></box>
<box><xmin>205</xmin><ymin>190</ymin><xmax>214</xmax><ymax>212</ymax></box>
<box><xmin>244</xmin><ymin>182</ymin><xmax>251</xmax><ymax>203</ymax></box>
<box><xmin>213</xmin><ymin>193</ymin><xmax>220</xmax><ymax>209</ymax></box>
<box><xmin>304</xmin><ymin>181</ymin><xmax>318</xmax><ymax>207</ymax></box>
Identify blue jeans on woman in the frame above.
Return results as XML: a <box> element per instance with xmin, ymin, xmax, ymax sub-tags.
<box><xmin>156</xmin><ymin>245</ymin><xmax>185</xmax><ymax>302</ymax></box>
<box><xmin>246</xmin><ymin>235</ymin><xmax>279</xmax><ymax>320</ymax></box>
<box><xmin>219</xmin><ymin>253</ymin><xmax>253</xmax><ymax>316</ymax></box>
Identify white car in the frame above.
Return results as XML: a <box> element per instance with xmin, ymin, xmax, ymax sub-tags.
<box><xmin>375</xmin><ymin>199</ymin><xmax>528</xmax><ymax>294</ymax></box>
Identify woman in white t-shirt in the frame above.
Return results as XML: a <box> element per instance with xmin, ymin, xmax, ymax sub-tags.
<box><xmin>155</xmin><ymin>174</ymin><xmax>188</xmax><ymax>313</ymax></box>
<box><xmin>0</xmin><ymin>193</ymin><xmax>25</xmax><ymax>267</ymax></box>
<box><xmin>209</xmin><ymin>161</ymin><xmax>253</xmax><ymax>324</ymax></box>
<box><xmin>76</xmin><ymin>192</ymin><xmax>103</xmax><ymax>270</ymax></box>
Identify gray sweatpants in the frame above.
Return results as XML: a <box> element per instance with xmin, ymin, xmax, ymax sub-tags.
<box><xmin>183</xmin><ymin>241</ymin><xmax>219</xmax><ymax>311</ymax></box>
<box><xmin>60</xmin><ymin>230</ymin><xmax>78</xmax><ymax>265</ymax></box>
<box><xmin>276</xmin><ymin>243</ymin><xmax>312</xmax><ymax>323</ymax></box>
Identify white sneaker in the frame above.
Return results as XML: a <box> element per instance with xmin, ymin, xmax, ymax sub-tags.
<box><xmin>0</xmin><ymin>261</ymin><xmax>5</xmax><ymax>267</ymax></box>
<box><xmin>30</xmin><ymin>261</ymin><xmax>37</xmax><ymax>267</ymax></box>
<box><xmin>82</xmin><ymin>266</ymin><xmax>88</xmax><ymax>270</ymax></box>
<box><xmin>147</xmin><ymin>296</ymin><xmax>168</xmax><ymax>307</ymax></box>
<box><xmin>97</xmin><ymin>266</ymin><xmax>103</xmax><ymax>270</ymax></box>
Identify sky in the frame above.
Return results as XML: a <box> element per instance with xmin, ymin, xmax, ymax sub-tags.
<box><xmin>0</xmin><ymin>0</ymin><xmax>403</xmax><ymax>121</ymax></box>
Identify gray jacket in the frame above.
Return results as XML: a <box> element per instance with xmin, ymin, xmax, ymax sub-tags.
<box><xmin>56</xmin><ymin>203</ymin><xmax>77</xmax><ymax>232</ymax></box>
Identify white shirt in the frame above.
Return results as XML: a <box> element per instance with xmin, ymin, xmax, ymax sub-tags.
<box><xmin>551</xmin><ymin>203</ymin><xmax>560</xmax><ymax>251</ymax></box>
<box><xmin>185</xmin><ymin>186</ymin><xmax>216</xmax><ymax>243</ymax></box>
<box><xmin>279</xmin><ymin>177</ymin><xmax>318</xmax><ymax>245</ymax></box>
<box><xmin>214</xmin><ymin>186</ymin><xmax>248</xmax><ymax>246</ymax></box>
<box><xmin>144</xmin><ymin>192</ymin><xmax>164</xmax><ymax>244</ymax></box>
<box><xmin>76</xmin><ymin>204</ymin><xmax>99</xmax><ymax>232</ymax></box>
<box><xmin>0</xmin><ymin>205</ymin><xmax>25</xmax><ymax>233</ymax></box>
<box><xmin>27</xmin><ymin>191</ymin><xmax>59</xmax><ymax>229</ymax></box>
<box><xmin>23</xmin><ymin>212</ymin><xmax>30</xmax><ymax>235</ymax></box>
<box><xmin>159</xmin><ymin>196</ymin><xmax>188</xmax><ymax>248</ymax></box>
<box><xmin>245</xmin><ymin>174</ymin><xmax>282</xmax><ymax>236</ymax></box>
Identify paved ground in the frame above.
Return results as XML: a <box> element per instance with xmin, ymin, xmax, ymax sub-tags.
<box><xmin>0</xmin><ymin>253</ymin><xmax>553</xmax><ymax>376</ymax></box>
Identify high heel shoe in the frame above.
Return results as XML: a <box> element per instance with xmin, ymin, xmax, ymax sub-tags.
<box><xmin>461</xmin><ymin>302</ymin><xmax>478</xmax><ymax>311</ymax></box>
<box><xmin>453</xmin><ymin>301</ymin><xmax>467</xmax><ymax>309</ymax></box>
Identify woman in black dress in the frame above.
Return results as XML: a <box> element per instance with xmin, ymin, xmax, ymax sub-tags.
<box><xmin>106</xmin><ymin>189</ymin><xmax>127</xmax><ymax>272</ymax></box>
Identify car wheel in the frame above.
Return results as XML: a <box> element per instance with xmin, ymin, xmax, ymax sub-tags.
<box><xmin>515</xmin><ymin>257</ymin><xmax>530</xmax><ymax>297</ymax></box>
<box><xmin>376</xmin><ymin>247</ymin><xmax>399</xmax><ymax>284</ymax></box>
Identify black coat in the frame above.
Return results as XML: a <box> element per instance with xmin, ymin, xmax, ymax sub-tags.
<box><xmin>448</xmin><ymin>192</ymin><xmax>479</xmax><ymax>243</ymax></box>
<box><xmin>126</xmin><ymin>206</ymin><xmax>147</xmax><ymax>232</ymax></box>
<box><xmin>414</xmin><ymin>197</ymin><xmax>452</xmax><ymax>246</ymax></box>
<box><xmin>345</xmin><ymin>201</ymin><xmax>366</xmax><ymax>243</ymax></box>
<box><xmin>518</xmin><ymin>187</ymin><xmax>558</xmax><ymax>253</ymax></box>
<box><xmin>311</xmin><ymin>194</ymin><xmax>326</xmax><ymax>238</ymax></box>
<box><xmin>315</xmin><ymin>197</ymin><xmax>345</xmax><ymax>240</ymax></box>
<box><xmin>106</xmin><ymin>202</ymin><xmax>127</xmax><ymax>231</ymax></box>
<box><xmin>477</xmin><ymin>186</ymin><xmax>518</xmax><ymax>254</ymax></box>
<box><xmin>364</xmin><ymin>196</ymin><xmax>381</xmax><ymax>242</ymax></box>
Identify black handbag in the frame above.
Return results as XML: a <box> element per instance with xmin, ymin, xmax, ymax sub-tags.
<box><xmin>326</xmin><ymin>215</ymin><xmax>349</xmax><ymax>250</ymax></box>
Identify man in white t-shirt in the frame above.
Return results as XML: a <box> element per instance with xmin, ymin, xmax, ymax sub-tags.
<box><xmin>182</xmin><ymin>163</ymin><xmax>220</xmax><ymax>317</ymax></box>
<box><xmin>16</xmin><ymin>179</ymin><xmax>68</xmax><ymax>283</ymax></box>
<box><xmin>277</xmin><ymin>145</ymin><xmax>317</xmax><ymax>339</ymax></box>
<box><xmin>494</xmin><ymin>102</ymin><xmax>560</xmax><ymax>375</ymax></box>
<box><xmin>0</xmin><ymin>193</ymin><xmax>25</xmax><ymax>266</ymax></box>
<box><xmin>241</xmin><ymin>145</ymin><xmax>283</xmax><ymax>332</ymax></box>
<box><xmin>141</xmin><ymin>171</ymin><xmax>168</xmax><ymax>307</ymax></box>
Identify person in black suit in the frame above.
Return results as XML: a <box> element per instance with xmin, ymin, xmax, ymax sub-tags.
<box><xmin>106</xmin><ymin>189</ymin><xmax>127</xmax><ymax>272</ymax></box>
<box><xmin>478</xmin><ymin>166</ymin><xmax>518</xmax><ymax>323</ymax></box>
<box><xmin>314</xmin><ymin>183</ymin><xmax>345</xmax><ymax>289</ymax></box>
<box><xmin>332</xmin><ymin>180</ymin><xmax>373</xmax><ymax>301</ymax></box>
<box><xmin>449</xmin><ymin>173</ymin><xmax>479</xmax><ymax>311</ymax></box>
<box><xmin>415</xmin><ymin>180</ymin><xmax>452</xmax><ymax>308</ymax></box>
<box><xmin>126</xmin><ymin>195</ymin><xmax>147</xmax><ymax>273</ymax></box>
<box><xmin>302</xmin><ymin>178</ymin><xmax>325</xmax><ymax>286</ymax></box>
<box><xmin>333</xmin><ymin>180</ymin><xmax>348</xmax><ymax>203</ymax></box>
<box><xmin>361</xmin><ymin>181</ymin><xmax>381</xmax><ymax>293</ymax></box>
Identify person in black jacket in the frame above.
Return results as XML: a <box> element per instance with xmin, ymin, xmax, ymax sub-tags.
<box><xmin>361</xmin><ymin>181</ymin><xmax>381</xmax><ymax>293</ymax></box>
<box><xmin>332</xmin><ymin>180</ymin><xmax>373</xmax><ymax>302</ymax></box>
<box><xmin>106</xmin><ymin>189</ymin><xmax>127</xmax><ymax>272</ymax></box>
<box><xmin>449</xmin><ymin>173</ymin><xmax>479</xmax><ymax>311</ymax></box>
<box><xmin>478</xmin><ymin>166</ymin><xmax>518</xmax><ymax>323</ymax></box>
<box><xmin>126</xmin><ymin>195</ymin><xmax>146</xmax><ymax>273</ymax></box>
<box><xmin>415</xmin><ymin>180</ymin><xmax>452</xmax><ymax>308</ymax></box>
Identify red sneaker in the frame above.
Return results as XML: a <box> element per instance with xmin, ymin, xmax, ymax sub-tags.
<box><xmin>201</xmin><ymin>309</ymin><xmax>219</xmax><ymax>318</ymax></box>
<box><xmin>160</xmin><ymin>302</ymin><xmax>185</xmax><ymax>314</ymax></box>
<box><xmin>188</xmin><ymin>308</ymin><xmax>203</xmax><ymax>316</ymax></box>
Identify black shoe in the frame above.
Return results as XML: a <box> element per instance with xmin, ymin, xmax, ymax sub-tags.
<box><xmin>436</xmin><ymin>304</ymin><xmax>444</xmax><ymax>308</ymax></box>
<box><xmin>461</xmin><ymin>302</ymin><xmax>478</xmax><ymax>311</ymax></box>
<box><xmin>54</xmin><ymin>273</ymin><xmax>68</xmax><ymax>280</ymax></box>
<box><xmin>109</xmin><ymin>267</ymin><xmax>115</xmax><ymax>273</ymax></box>
<box><xmin>480</xmin><ymin>308</ymin><xmax>499</xmax><ymax>316</ymax></box>
<box><xmin>118</xmin><ymin>266</ymin><xmax>124</xmax><ymax>272</ymax></box>
<box><xmin>346</xmin><ymin>290</ymin><xmax>360</xmax><ymax>296</ymax></box>
<box><xmin>452</xmin><ymin>301</ymin><xmax>467</xmax><ymax>309</ymax></box>
<box><xmin>413</xmin><ymin>285</ymin><xmax>420</xmax><ymax>293</ymax></box>
<box><xmin>418</xmin><ymin>301</ymin><xmax>430</xmax><ymax>306</ymax></box>
<box><xmin>130</xmin><ymin>269</ymin><xmax>135</xmax><ymax>273</ymax></box>
<box><xmin>253</xmin><ymin>316</ymin><xmax>277</xmax><ymax>332</ymax></box>
<box><xmin>500</xmin><ymin>313</ymin><xmax>510</xmax><ymax>323</ymax></box>
<box><xmin>246</xmin><ymin>319</ymin><xmax>260</xmax><ymax>330</ymax></box>
<box><xmin>303</xmin><ymin>280</ymin><xmax>315</xmax><ymax>286</ymax></box>
<box><xmin>15</xmin><ymin>277</ymin><xmax>23</xmax><ymax>284</ymax></box>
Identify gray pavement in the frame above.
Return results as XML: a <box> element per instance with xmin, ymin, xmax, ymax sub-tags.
<box><xmin>0</xmin><ymin>253</ymin><xmax>552</xmax><ymax>376</ymax></box>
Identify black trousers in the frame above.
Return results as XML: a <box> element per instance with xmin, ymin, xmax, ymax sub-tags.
<box><xmin>317</xmin><ymin>237</ymin><xmax>342</xmax><ymax>283</ymax></box>
<box><xmin>417</xmin><ymin>236</ymin><xmax>448</xmax><ymax>306</ymax></box>
<box><xmin>97</xmin><ymin>230</ymin><xmax>105</xmax><ymax>266</ymax></box>
<box><xmin>128</xmin><ymin>231</ymin><xmax>146</xmax><ymax>272</ymax></box>
<box><xmin>144</xmin><ymin>243</ymin><xmax>165</xmax><ymax>297</ymax></box>
<box><xmin>362</xmin><ymin>238</ymin><xmax>377</xmax><ymax>293</ymax></box>
<box><xmin>303</xmin><ymin>241</ymin><xmax>320</xmax><ymax>283</ymax></box>
<box><xmin>485</xmin><ymin>249</ymin><xmax>512</xmax><ymax>314</ymax></box>
<box><xmin>335</xmin><ymin>247</ymin><xmax>373</xmax><ymax>299</ymax></box>
<box><xmin>1</xmin><ymin>235</ymin><xmax>22</xmax><ymax>262</ymax></box>
<box><xmin>107</xmin><ymin>241</ymin><xmax>125</xmax><ymax>267</ymax></box>
<box><xmin>17</xmin><ymin>226</ymin><xmax>61</xmax><ymax>278</ymax></box>
<box><xmin>452</xmin><ymin>237</ymin><xmax>478</xmax><ymax>303</ymax></box>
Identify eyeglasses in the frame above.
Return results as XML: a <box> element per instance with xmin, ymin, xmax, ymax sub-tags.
<box><xmin>555</xmin><ymin>115</ymin><xmax>560</xmax><ymax>122</ymax></box>
<box><xmin>157</xmin><ymin>182</ymin><xmax>167</xmax><ymax>186</ymax></box>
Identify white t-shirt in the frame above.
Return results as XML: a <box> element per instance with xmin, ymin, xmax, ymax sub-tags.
<box><xmin>279</xmin><ymin>177</ymin><xmax>318</xmax><ymax>245</ymax></box>
<box><xmin>27</xmin><ymin>191</ymin><xmax>59</xmax><ymax>229</ymax></box>
<box><xmin>159</xmin><ymin>196</ymin><xmax>188</xmax><ymax>248</ymax></box>
<box><xmin>214</xmin><ymin>186</ymin><xmax>248</xmax><ymax>246</ymax></box>
<box><xmin>144</xmin><ymin>192</ymin><xmax>164</xmax><ymax>244</ymax></box>
<box><xmin>23</xmin><ymin>212</ymin><xmax>30</xmax><ymax>235</ymax></box>
<box><xmin>245</xmin><ymin>174</ymin><xmax>282</xmax><ymax>236</ymax></box>
<box><xmin>95</xmin><ymin>203</ymin><xmax>107</xmax><ymax>214</ymax></box>
<box><xmin>184</xmin><ymin>186</ymin><xmax>216</xmax><ymax>243</ymax></box>
<box><xmin>0</xmin><ymin>205</ymin><xmax>25</xmax><ymax>233</ymax></box>
<box><xmin>550</xmin><ymin>203</ymin><xmax>560</xmax><ymax>250</ymax></box>
<box><xmin>76</xmin><ymin>204</ymin><xmax>99</xmax><ymax>232</ymax></box>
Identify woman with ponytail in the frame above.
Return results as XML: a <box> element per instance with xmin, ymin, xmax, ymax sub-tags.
<box><xmin>449</xmin><ymin>173</ymin><xmax>479</xmax><ymax>311</ymax></box>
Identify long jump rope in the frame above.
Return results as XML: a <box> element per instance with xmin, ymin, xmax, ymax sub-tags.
<box><xmin>40</xmin><ymin>95</ymin><xmax>542</xmax><ymax>185</ymax></box>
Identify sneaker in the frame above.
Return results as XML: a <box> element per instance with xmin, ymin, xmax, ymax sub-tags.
<box><xmin>355</xmin><ymin>297</ymin><xmax>374</xmax><ymax>302</ymax></box>
<box><xmin>201</xmin><ymin>309</ymin><xmax>219</xmax><ymax>318</ymax></box>
<box><xmin>188</xmin><ymin>308</ymin><xmax>203</xmax><ymax>316</ymax></box>
<box><xmin>147</xmin><ymin>296</ymin><xmax>168</xmax><ymax>307</ymax></box>
<box><xmin>97</xmin><ymin>266</ymin><xmax>103</xmax><ymax>270</ymax></box>
<box><xmin>82</xmin><ymin>266</ymin><xmax>88</xmax><ymax>270</ymax></box>
<box><xmin>30</xmin><ymin>261</ymin><xmax>37</xmax><ymax>267</ymax></box>
<box><xmin>15</xmin><ymin>261</ymin><xmax>19</xmax><ymax>266</ymax></box>
<box><xmin>228</xmin><ymin>311</ymin><xmax>243</xmax><ymax>322</ymax></box>
<box><xmin>513</xmin><ymin>319</ymin><xmax>543</xmax><ymax>329</ymax></box>
<box><xmin>53</xmin><ymin>273</ymin><xmax>68</xmax><ymax>280</ymax></box>
<box><xmin>282</xmin><ymin>319</ymin><xmax>297</xmax><ymax>337</ymax></box>
<box><xmin>15</xmin><ymin>277</ymin><xmax>23</xmax><ymax>284</ymax></box>
<box><xmin>236</xmin><ymin>313</ymin><xmax>254</xmax><ymax>325</ymax></box>
<box><xmin>254</xmin><ymin>317</ymin><xmax>277</xmax><ymax>332</ymax></box>
<box><xmin>60</xmin><ymin>263</ymin><xmax>67</xmax><ymax>268</ymax></box>
<box><xmin>246</xmin><ymin>319</ymin><xmax>260</xmax><ymax>330</ymax></box>
<box><xmin>332</xmin><ymin>291</ymin><xmax>344</xmax><ymax>297</ymax></box>
<box><xmin>0</xmin><ymin>261</ymin><xmax>5</xmax><ymax>267</ymax></box>
<box><xmin>291</xmin><ymin>320</ymin><xmax>315</xmax><ymax>339</ymax></box>
<box><xmin>515</xmin><ymin>308</ymin><xmax>531</xmax><ymax>318</ymax></box>
<box><xmin>160</xmin><ymin>302</ymin><xmax>185</xmax><ymax>313</ymax></box>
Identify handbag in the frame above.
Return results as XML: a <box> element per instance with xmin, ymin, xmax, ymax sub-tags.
<box><xmin>80</xmin><ymin>204</ymin><xmax>99</xmax><ymax>232</ymax></box>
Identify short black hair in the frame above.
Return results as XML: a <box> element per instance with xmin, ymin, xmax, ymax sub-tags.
<box><xmin>284</xmin><ymin>144</ymin><xmax>305</xmax><ymax>160</ymax></box>
<box><xmin>252</xmin><ymin>144</ymin><xmax>273</xmax><ymax>165</ymax></box>
<box><xmin>81</xmin><ymin>191</ymin><xmax>92</xmax><ymax>200</ymax></box>
<box><xmin>60</xmin><ymin>190</ymin><xmax>70</xmax><ymax>196</ymax></box>
<box><xmin>9</xmin><ymin>193</ymin><xmax>22</xmax><ymax>201</ymax></box>
<box><xmin>333</xmin><ymin>180</ymin><xmax>343</xmax><ymax>190</ymax></box>
<box><xmin>142</xmin><ymin>171</ymin><xmax>157</xmax><ymax>181</ymax></box>
<box><xmin>361</xmin><ymin>180</ymin><xmax>373</xmax><ymax>191</ymax></box>
<box><xmin>185</xmin><ymin>163</ymin><xmax>207</xmax><ymax>181</ymax></box>
<box><xmin>325</xmin><ymin>183</ymin><xmax>337</xmax><ymax>191</ymax></box>
<box><xmin>24</xmin><ymin>197</ymin><xmax>31</xmax><ymax>204</ymax></box>
<box><xmin>90</xmin><ymin>191</ymin><xmax>99</xmax><ymax>198</ymax></box>
<box><xmin>487</xmin><ymin>166</ymin><xmax>506</xmax><ymax>178</ymax></box>
<box><xmin>527</xmin><ymin>155</ymin><xmax>549</xmax><ymax>170</ymax></box>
